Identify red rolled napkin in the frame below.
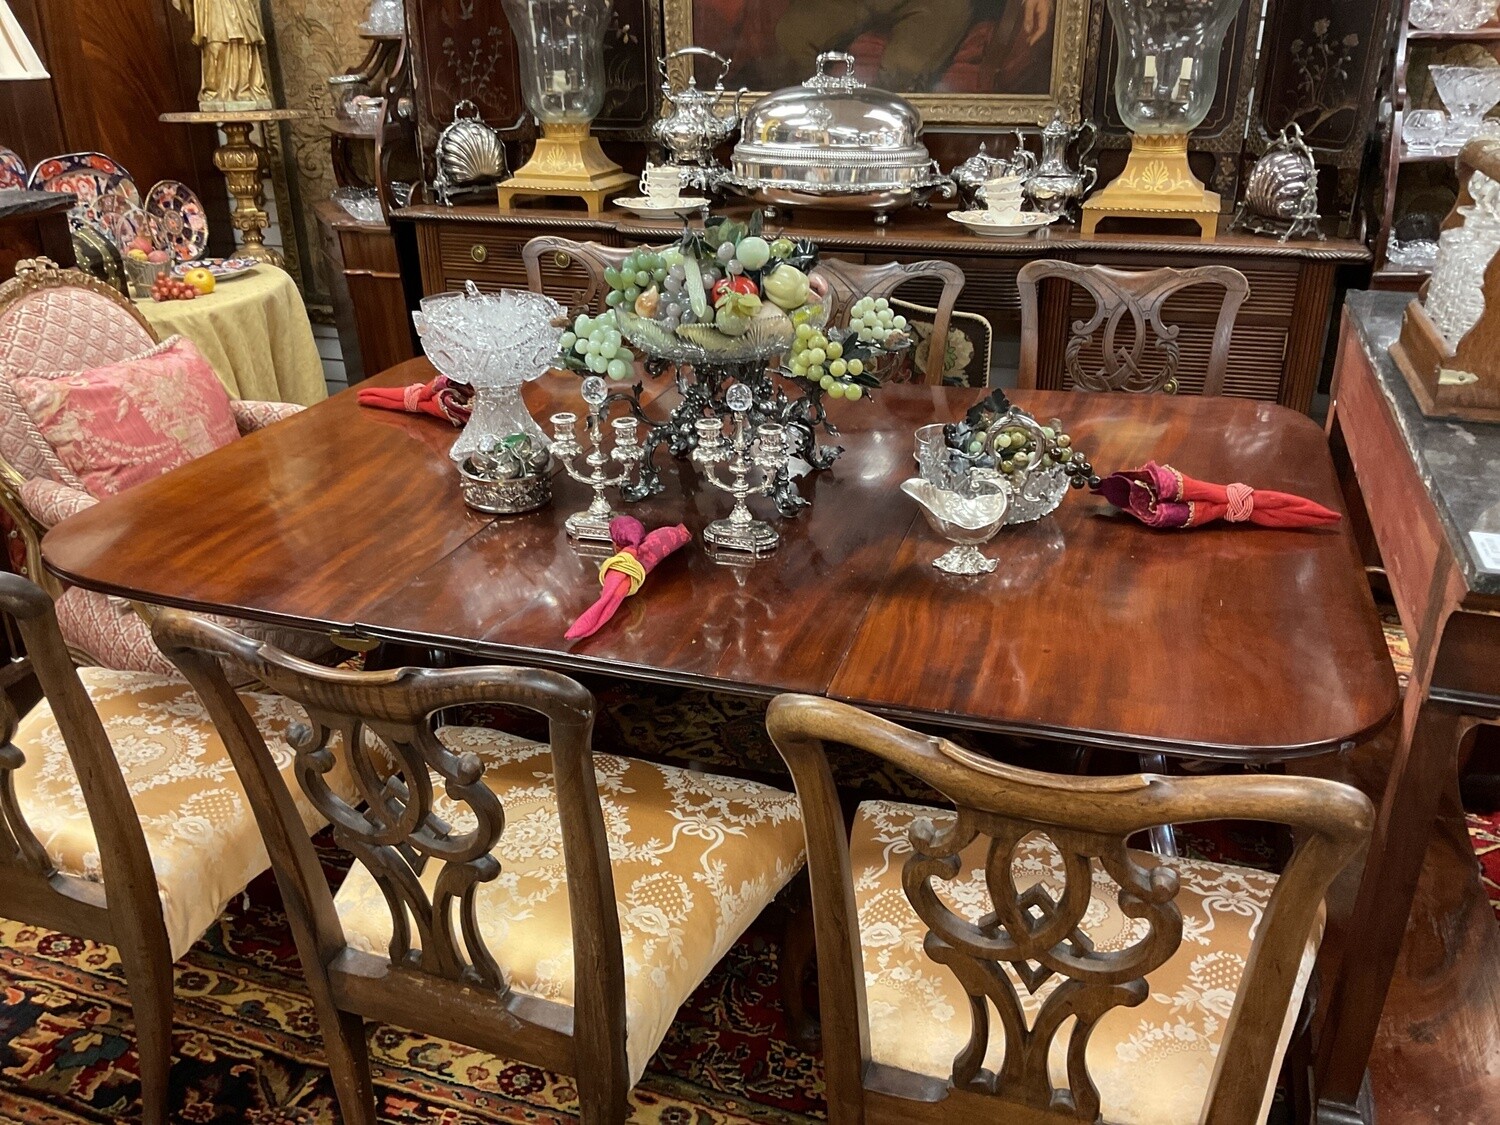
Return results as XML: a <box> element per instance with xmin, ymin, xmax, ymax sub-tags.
<box><xmin>565</xmin><ymin>516</ymin><xmax>692</xmax><ymax>640</ymax></box>
<box><xmin>356</xmin><ymin>375</ymin><xmax>472</xmax><ymax>425</ymax></box>
<box><xmin>1091</xmin><ymin>461</ymin><xmax>1341</xmax><ymax>529</ymax></box>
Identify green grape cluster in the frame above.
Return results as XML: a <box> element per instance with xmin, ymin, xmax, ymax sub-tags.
<box><xmin>603</xmin><ymin>248</ymin><xmax>684</xmax><ymax>311</ymax></box>
<box><xmin>788</xmin><ymin>322</ymin><xmax>865</xmax><ymax>400</ymax></box>
<box><xmin>849</xmin><ymin>295</ymin><xmax>907</xmax><ymax>343</ymax></box>
<box><xmin>559</xmin><ymin>313</ymin><xmax>636</xmax><ymax>381</ymax></box>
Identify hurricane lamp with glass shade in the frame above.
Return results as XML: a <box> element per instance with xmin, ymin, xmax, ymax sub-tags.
<box><xmin>496</xmin><ymin>0</ymin><xmax>634</xmax><ymax>210</ymax></box>
<box><xmin>1081</xmin><ymin>0</ymin><xmax>1239</xmax><ymax>238</ymax></box>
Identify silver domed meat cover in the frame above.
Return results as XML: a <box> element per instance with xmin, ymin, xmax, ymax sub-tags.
<box><xmin>726</xmin><ymin>52</ymin><xmax>953</xmax><ymax>214</ymax></box>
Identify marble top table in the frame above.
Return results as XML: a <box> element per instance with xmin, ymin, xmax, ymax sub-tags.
<box><xmin>1345</xmin><ymin>290</ymin><xmax>1500</xmax><ymax>596</ymax></box>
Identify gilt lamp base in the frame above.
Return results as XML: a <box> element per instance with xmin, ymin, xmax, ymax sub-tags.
<box><xmin>1081</xmin><ymin>133</ymin><xmax>1220</xmax><ymax>239</ymax></box>
<box><xmin>497</xmin><ymin>123</ymin><xmax>635</xmax><ymax>212</ymax></box>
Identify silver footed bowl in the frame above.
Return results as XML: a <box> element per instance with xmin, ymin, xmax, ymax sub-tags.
<box><xmin>901</xmin><ymin>476</ymin><xmax>1010</xmax><ymax>575</ymax></box>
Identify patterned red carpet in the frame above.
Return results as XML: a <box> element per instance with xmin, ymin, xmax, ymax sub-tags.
<box><xmin>0</xmin><ymin>672</ymin><xmax>1495</xmax><ymax>1121</ymax></box>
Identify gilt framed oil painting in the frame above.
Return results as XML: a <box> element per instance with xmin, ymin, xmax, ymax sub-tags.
<box><xmin>662</xmin><ymin>0</ymin><xmax>1086</xmax><ymax>125</ymax></box>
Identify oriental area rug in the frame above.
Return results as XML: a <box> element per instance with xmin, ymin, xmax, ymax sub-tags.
<box><xmin>0</xmin><ymin>675</ymin><xmax>1496</xmax><ymax>1123</ymax></box>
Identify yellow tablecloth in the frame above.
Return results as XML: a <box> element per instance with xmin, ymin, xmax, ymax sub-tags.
<box><xmin>134</xmin><ymin>265</ymin><xmax>327</xmax><ymax>406</ymax></box>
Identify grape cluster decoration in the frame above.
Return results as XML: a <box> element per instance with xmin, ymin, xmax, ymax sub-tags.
<box><xmin>944</xmin><ymin>390</ymin><xmax>1100</xmax><ymax>490</ymax></box>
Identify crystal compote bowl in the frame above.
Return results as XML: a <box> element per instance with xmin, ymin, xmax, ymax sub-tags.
<box><xmin>902</xmin><ymin>474</ymin><xmax>1011</xmax><ymax>575</ymax></box>
<box><xmin>1430</xmin><ymin>66</ymin><xmax>1500</xmax><ymax>144</ymax></box>
<box><xmin>412</xmin><ymin>281</ymin><xmax>565</xmax><ymax>464</ymax></box>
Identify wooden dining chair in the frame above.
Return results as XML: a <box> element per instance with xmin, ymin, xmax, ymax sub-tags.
<box><xmin>522</xmin><ymin>235</ymin><xmax>637</xmax><ymax>314</ymax></box>
<box><xmin>0</xmin><ymin>572</ymin><xmax>358</xmax><ymax>1124</ymax></box>
<box><xmin>1016</xmin><ymin>260</ymin><xmax>1250</xmax><ymax>396</ymax></box>
<box><xmin>151</xmin><ymin>610</ymin><xmax>807</xmax><ymax>1124</ymax></box>
<box><xmin>811</xmin><ymin>258</ymin><xmax>965</xmax><ymax>385</ymax></box>
<box><xmin>765</xmin><ymin>693</ymin><xmax>1372</xmax><ymax>1125</ymax></box>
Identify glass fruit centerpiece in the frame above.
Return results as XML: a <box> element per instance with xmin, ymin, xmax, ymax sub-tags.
<box><xmin>1081</xmin><ymin>0</ymin><xmax>1240</xmax><ymax>238</ymax></box>
<box><xmin>553</xmin><ymin>213</ymin><xmax>912</xmax><ymax>515</ymax></box>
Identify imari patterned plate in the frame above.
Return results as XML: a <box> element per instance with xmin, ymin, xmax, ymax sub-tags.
<box><xmin>28</xmin><ymin>151</ymin><xmax>139</xmax><ymax>206</ymax></box>
<box><xmin>146</xmin><ymin>179</ymin><xmax>210</xmax><ymax>262</ymax></box>
<box><xmin>0</xmin><ymin>146</ymin><xmax>25</xmax><ymax>190</ymax></box>
<box><xmin>172</xmin><ymin>257</ymin><xmax>259</xmax><ymax>281</ymax></box>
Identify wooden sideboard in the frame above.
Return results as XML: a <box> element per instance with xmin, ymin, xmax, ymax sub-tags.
<box><xmin>394</xmin><ymin>203</ymin><xmax>1371</xmax><ymax>412</ymax></box>
<box><xmin>314</xmin><ymin>199</ymin><xmax>416</xmax><ymax>383</ymax></box>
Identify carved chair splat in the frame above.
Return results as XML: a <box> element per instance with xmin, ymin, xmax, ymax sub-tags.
<box><xmin>1017</xmin><ymin>260</ymin><xmax>1250</xmax><ymax>396</ymax></box>
<box><xmin>765</xmin><ymin>693</ymin><xmax>1372</xmax><ymax>1125</ymax></box>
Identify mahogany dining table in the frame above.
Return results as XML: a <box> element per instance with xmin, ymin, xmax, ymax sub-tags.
<box><xmin>40</xmin><ymin>359</ymin><xmax>1400</xmax><ymax>1095</ymax></box>
<box><xmin>41</xmin><ymin>359</ymin><xmax>1396</xmax><ymax>763</ymax></box>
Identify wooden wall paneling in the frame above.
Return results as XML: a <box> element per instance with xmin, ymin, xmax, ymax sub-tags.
<box><xmin>0</xmin><ymin>0</ymin><xmax>66</xmax><ymax>160</ymax></box>
<box><xmin>1253</xmin><ymin>0</ymin><xmax>1395</xmax><ymax>235</ymax></box>
<box><xmin>0</xmin><ymin>0</ymin><xmax>231</xmax><ymax>255</ymax></box>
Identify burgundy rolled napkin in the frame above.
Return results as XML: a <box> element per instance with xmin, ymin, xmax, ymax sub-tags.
<box><xmin>565</xmin><ymin>516</ymin><xmax>692</xmax><ymax>640</ymax></box>
<box><xmin>356</xmin><ymin>375</ymin><xmax>472</xmax><ymax>425</ymax></box>
<box><xmin>1091</xmin><ymin>461</ymin><xmax>1341</xmax><ymax>529</ymax></box>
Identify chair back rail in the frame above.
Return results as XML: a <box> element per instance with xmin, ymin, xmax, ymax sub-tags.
<box><xmin>522</xmin><ymin>236</ymin><xmax>637</xmax><ymax>315</ymax></box>
<box><xmin>765</xmin><ymin>693</ymin><xmax>1372</xmax><ymax>1125</ymax></box>
<box><xmin>810</xmin><ymin>258</ymin><xmax>966</xmax><ymax>386</ymax></box>
<box><xmin>1016</xmin><ymin>260</ymin><xmax>1250</xmax><ymax>396</ymax></box>
<box><xmin>150</xmin><ymin>609</ymin><xmax>632</xmax><ymax>1121</ymax></box>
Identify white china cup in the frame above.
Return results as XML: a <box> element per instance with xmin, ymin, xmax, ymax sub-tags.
<box><xmin>983</xmin><ymin>174</ymin><xmax>1027</xmax><ymax>215</ymax></box>
<box><xmin>638</xmin><ymin>164</ymin><xmax>681</xmax><ymax>205</ymax></box>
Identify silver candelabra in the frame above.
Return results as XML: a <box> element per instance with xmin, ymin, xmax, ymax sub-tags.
<box><xmin>692</xmin><ymin>383</ymin><xmax>789</xmax><ymax>556</ymax></box>
<box><xmin>551</xmin><ymin>376</ymin><xmax>646</xmax><ymax>542</ymax></box>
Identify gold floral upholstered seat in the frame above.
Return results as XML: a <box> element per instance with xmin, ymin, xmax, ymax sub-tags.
<box><xmin>333</xmin><ymin>726</ymin><xmax>805</xmax><ymax>1085</ymax></box>
<box><xmin>10</xmin><ymin>665</ymin><xmax>357</xmax><ymax>961</ymax></box>
<box><xmin>850</xmin><ymin>799</ymin><xmax>1319</xmax><ymax>1125</ymax></box>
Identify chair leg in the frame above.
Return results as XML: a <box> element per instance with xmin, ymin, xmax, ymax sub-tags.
<box><xmin>1138</xmin><ymin>753</ymin><xmax>1179</xmax><ymax>857</ymax></box>
<box><xmin>314</xmin><ymin>1002</ymin><xmax>377</xmax><ymax>1125</ymax></box>
<box><xmin>575</xmin><ymin>1064</ymin><xmax>630</xmax><ymax>1124</ymax></box>
<box><xmin>117</xmin><ymin>944</ymin><xmax>174</xmax><ymax>1125</ymax></box>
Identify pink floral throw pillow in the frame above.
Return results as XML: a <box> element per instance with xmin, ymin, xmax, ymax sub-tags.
<box><xmin>11</xmin><ymin>335</ymin><xmax>240</xmax><ymax>497</ymax></box>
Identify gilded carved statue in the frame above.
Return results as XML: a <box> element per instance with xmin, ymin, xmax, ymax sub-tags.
<box><xmin>172</xmin><ymin>0</ymin><xmax>274</xmax><ymax>112</ymax></box>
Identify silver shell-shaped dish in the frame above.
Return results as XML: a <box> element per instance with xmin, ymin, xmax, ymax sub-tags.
<box><xmin>728</xmin><ymin>52</ymin><xmax>951</xmax><ymax>213</ymax></box>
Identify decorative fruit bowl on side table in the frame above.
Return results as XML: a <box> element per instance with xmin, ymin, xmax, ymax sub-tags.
<box><xmin>553</xmin><ymin>213</ymin><xmax>914</xmax><ymax>517</ymax></box>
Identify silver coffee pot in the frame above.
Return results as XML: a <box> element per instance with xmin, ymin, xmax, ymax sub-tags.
<box><xmin>652</xmin><ymin>47</ymin><xmax>747</xmax><ymax>190</ymax></box>
<box><xmin>949</xmin><ymin>131</ymin><xmax>1036</xmax><ymax>209</ymax></box>
<box><xmin>1022</xmin><ymin>108</ymin><xmax>1097</xmax><ymax>217</ymax></box>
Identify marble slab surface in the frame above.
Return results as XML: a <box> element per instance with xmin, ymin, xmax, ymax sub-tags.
<box><xmin>1345</xmin><ymin>289</ymin><xmax>1500</xmax><ymax>597</ymax></box>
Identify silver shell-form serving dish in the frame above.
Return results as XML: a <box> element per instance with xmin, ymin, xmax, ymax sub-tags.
<box><xmin>723</xmin><ymin>52</ymin><xmax>954</xmax><ymax>220</ymax></box>
<box><xmin>434</xmin><ymin>99</ymin><xmax>508</xmax><ymax>205</ymax></box>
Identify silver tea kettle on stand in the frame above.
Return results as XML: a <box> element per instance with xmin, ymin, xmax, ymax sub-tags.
<box><xmin>652</xmin><ymin>47</ymin><xmax>747</xmax><ymax>194</ymax></box>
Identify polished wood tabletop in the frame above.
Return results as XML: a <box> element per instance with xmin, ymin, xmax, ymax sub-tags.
<box><xmin>42</xmin><ymin>359</ymin><xmax>1397</xmax><ymax>760</ymax></box>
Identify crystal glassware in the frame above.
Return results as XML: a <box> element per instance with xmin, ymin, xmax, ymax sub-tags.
<box><xmin>901</xmin><ymin>474</ymin><xmax>1011</xmax><ymax>575</ymax></box>
<box><xmin>1425</xmin><ymin>171</ymin><xmax>1500</xmax><ymax>346</ymax></box>
<box><xmin>1429</xmin><ymin>66</ymin><xmax>1500</xmax><ymax>145</ymax></box>
<box><xmin>1106</xmin><ymin>0</ymin><xmax>1240</xmax><ymax>137</ymax></box>
<box><xmin>412</xmin><ymin>281</ymin><xmax>565</xmax><ymax>464</ymax></box>
<box><xmin>1410</xmin><ymin>0</ymin><xmax>1494</xmax><ymax>31</ymax></box>
<box><xmin>1403</xmin><ymin>109</ymin><xmax>1449</xmax><ymax>154</ymax></box>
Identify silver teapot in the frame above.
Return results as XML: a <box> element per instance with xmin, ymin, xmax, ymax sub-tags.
<box><xmin>1022</xmin><ymin>109</ymin><xmax>1097</xmax><ymax>217</ymax></box>
<box><xmin>949</xmin><ymin>132</ymin><xmax>1036</xmax><ymax>209</ymax></box>
<box><xmin>653</xmin><ymin>47</ymin><xmax>747</xmax><ymax>189</ymax></box>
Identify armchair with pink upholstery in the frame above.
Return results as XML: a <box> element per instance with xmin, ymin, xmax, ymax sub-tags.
<box><xmin>0</xmin><ymin>258</ymin><xmax>311</xmax><ymax>672</ymax></box>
